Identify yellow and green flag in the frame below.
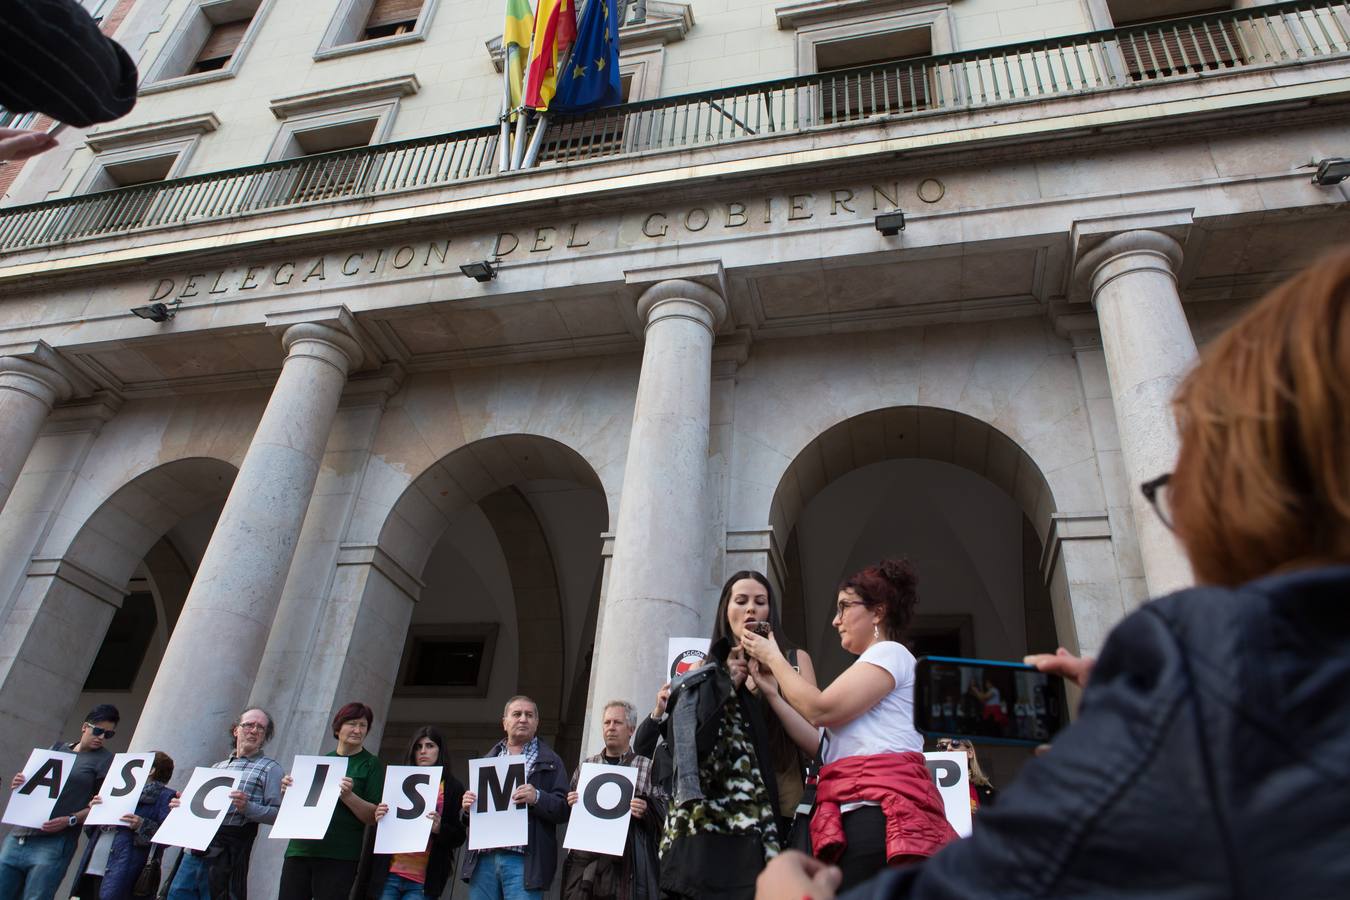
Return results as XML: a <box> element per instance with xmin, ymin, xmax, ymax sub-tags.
<box><xmin>503</xmin><ymin>0</ymin><xmax>534</xmax><ymax>121</ymax></box>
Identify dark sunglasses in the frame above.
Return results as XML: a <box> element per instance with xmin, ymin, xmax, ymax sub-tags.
<box><xmin>935</xmin><ymin>739</ymin><xmax>968</xmax><ymax>750</ymax></box>
<box><xmin>87</xmin><ymin>725</ymin><xmax>116</xmax><ymax>739</ymax></box>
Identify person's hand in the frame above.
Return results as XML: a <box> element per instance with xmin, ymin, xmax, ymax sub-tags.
<box><xmin>651</xmin><ymin>682</ymin><xmax>671</xmax><ymax>720</ymax></box>
<box><xmin>338</xmin><ymin>776</ymin><xmax>353</xmax><ymax>797</ymax></box>
<box><xmin>511</xmin><ymin>784</ymin><xmax>538</xmax><ymax>807</ymax></box>
<box><xmin>168</xmin><ymin>793</ymin><xmax>181</xmax><ymax>810</ymax></box>
<box><xmin>374</xmin><ymin>802</ymin><xmax>389</xmax><ymax>821</ymax></box>
<box><xmin>228</xmin><ymin>790</ymin><xmax>248</xmax><ymax>811</ymax></box>
<box><xmin>39</xmin><ymin>816</ymin><xmax>69</xmax><ymax>833</ymax></box>
<box><xmin>280</xmin><ymin>774</ymin><xmax>293</xmax><ymax>793</ymax></box>
<box><xmin>89</xmin><ymin>795</ymin><xmax>103</xmax><ymax>806</ymax></box>
<box><xmin>1024</xmin><ymin>647</ymin><xmax>1095</xmax><ymax>689</ymax></box>
<box><xmin>120</xmin><ymin>813</ymin><xmax>141</xmax><ymax>830</ymax></box>
<box><xmin>727</xmin><ymin>647</ymin><xmax>749</xmax><ymax>690</ymax></box>
<box><xmin>750</xmin><ymin>659</ymin><xmax>780</xmax><ymax>696</ymax></box>
<box><xmin>0</xmin><ymin>128</ymin><xmax>57</xmax><ymax>162</ymax></box>
<box><xmin>740</xmin><ymin>630</ymin><xmax>784</xmax><ymax>668</ymax></box>
<box><xmin>429</xmin><ymin>809</ymin><xmax>441</xmax><ymax>834</ymax></box>
<box><xmin>566</xmin><ymin>791</ymin><xmax>579</xmax><ymax>807</ymax></box>
<box><xmin>10</xmin><ymin>773</ymin><xmax>25</xmax><ymax>790</ymax></box>
<box><xmin>755</xmin><ymin>850</ymin><xmax>841</xmax><ymax>899</ymax></box>
<box><xmin>630</xmin><ymin>796</ymin><xmax>647</xmax><ymax>819</ymax></box>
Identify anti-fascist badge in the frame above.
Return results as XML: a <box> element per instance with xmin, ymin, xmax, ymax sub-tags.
<box><xmin>670</xmin><ymin>649</ymin><xmax>707</xmax><ymax>679</ymax></box>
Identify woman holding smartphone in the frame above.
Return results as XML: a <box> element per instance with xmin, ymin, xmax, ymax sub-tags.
<box><xmin>742</xmin><ymin>559</ymin><xmax>957</xmax><ymax>891</ymax></box>
<box><xmin>657</xmin><ymin>570</ymin><xmax>817</xmax><ymax>900</ymax></box>
<box><xmin>279</xmin><ymin>702</ymin><xmax>385</xmax><ymax>900</ymax></box>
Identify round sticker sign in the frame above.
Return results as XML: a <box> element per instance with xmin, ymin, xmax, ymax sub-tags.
<box><xmin>670</xmin><ymin>650</ymin><xmax>707</xmax><ymax>679</ymax></box>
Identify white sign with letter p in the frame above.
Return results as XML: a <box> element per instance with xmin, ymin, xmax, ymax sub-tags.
<box><xmin>86</xmin><ymin>753</ymin><xmax>155</xmax><ymax>826</ymax></box>
<box><xmin>153</xmin><ymin>767</ymin><xmax>243</xmax><ymax>851</ymax></box>
<box><xmin>467</xmin><ymin>755</ymin><xmax>529</xmax><ymax>851</ymax></box>
<box><xmin>270</xmin><ymin>755</ymin><xmax>349</xmax><ymax>840</ymax></box>
<box><xmin>923</xmin><ymin>751</ymin><xmax>972</xmax><ymax>838</ymax></box>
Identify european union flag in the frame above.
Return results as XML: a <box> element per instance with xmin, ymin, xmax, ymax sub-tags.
<box><xmin>551</xmin><ymin>0</ymin><xmax>621</xmax><ymax>113</ymax></box>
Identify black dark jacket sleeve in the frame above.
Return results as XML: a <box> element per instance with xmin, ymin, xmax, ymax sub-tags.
<box><xmin>633</xmin><ymin>715</ymin><xmax>662</xmax><ymax>758</ymax></box>
<box><xmin>0</xmin><ymin>0</ymin><xmax>138</xmax><ymax>127</ymax></box>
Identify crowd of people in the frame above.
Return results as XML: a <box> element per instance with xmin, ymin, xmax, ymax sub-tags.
<box><xmin>1</xmin><ymin>249</ymin><xmax>1347</xmax><ymax>900</ymax></box>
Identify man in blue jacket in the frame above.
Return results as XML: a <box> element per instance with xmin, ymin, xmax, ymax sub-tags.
<box><xmin>461</xmin><ymin>695</ymin><xmax>569</xmax><ymax>899</ymax></box>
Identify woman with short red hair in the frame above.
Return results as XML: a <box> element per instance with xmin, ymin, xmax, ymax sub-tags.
<box><xmin>743</xmin><ymin>559</ymin><xmax>957</xmax><ymax>890</ymax></box>
<box><xmin>279</xmin><ymin>701</ymin><xmax>385</xmax><ymax>900</ymax></box>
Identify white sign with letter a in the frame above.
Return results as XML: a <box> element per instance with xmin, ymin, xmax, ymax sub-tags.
<box><xmin>468</xmin><ymin>755</ymin><xmax>529</xmax><ymax>851</ymax></box>
<box><xmin>153</xmin><ymin>767</ymin><xmax>243</xmax><ymax>851</ymax></box>
<box><xmin>375</xmin><ymin>765</ymin><xmax>439</xmax><ymax>854</ymax></box>
<box><xmin>2</xmin><ymin>748</ymin><xmax>77</xmax><ymax>828</ymax></box>
<box><xmin>86</xmin><ymin>753</ymin><xmax>156</xmax><ymax>826</ymax></box>
<box><xmin>923</xmin><ymin>751</ymin><xmax>973</xmax><ymax>838</ymax></box>
<box><xmin>271</xmin><ymin>755</ymin><xmax>349</xmax><ymax>840</ymax></box>
<box><xmin>563</xmin><ymin>763</ymin><xmax>637</xmax><ymax>856</ymax></box>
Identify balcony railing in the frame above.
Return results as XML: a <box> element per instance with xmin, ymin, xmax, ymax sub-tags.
<box><xmin>1</xmin><ymin>0</ymin><xmax>1346</xmax><ymax>254</ymax></box>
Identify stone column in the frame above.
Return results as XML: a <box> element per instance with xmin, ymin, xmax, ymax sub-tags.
<box><xmin>132</xmin><ymin>314</ymin><xmax>363</xmax><ymax>770</ymax></box>
<box><xmin>586</xmin><ymin>269</ymin><xmax>726</xmax><ymax>749</ymax></box>
<box><xmin>0</xmin><ymin>350</ymin><xmax>74</xmax><ymax>516</ymax></box>
<box><xmin>1076</xmin><ymin>230</ymin><xmax>1195</xmax><ymax>596</ymax></box>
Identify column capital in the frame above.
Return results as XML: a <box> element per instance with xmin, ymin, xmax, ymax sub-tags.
<box><xmin>625</xmin><ymin>260</ymin><xmax>729</xmax><ymax>336</ymax></box>
<box><xmin>1074</xmin><ymin>230</ymin><xmax>1184</xmax><ymax>308</ymax></box>
<box><xmin>266</xmin><ymin>306</ymin><xmax>367</xmax><ymax>375</ymax></box>
<box><xmin>0</xmin><ymin>342</ymin><xmax>91</xmax><ymax>408</ymax></box>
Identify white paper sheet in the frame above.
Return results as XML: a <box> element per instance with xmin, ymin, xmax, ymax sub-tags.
<box><xmin>86</xmin><ymin>753</ymin><xmax>156</xmax><ymax>827</ymax></box>
<box><xmin>467</xmin><ymin>755</ymin><xmax>529</xmax><ymax>851</ymax></box>
<box><xmin>374</xmin><ymin>765</ymin><xmax>439</xmax><ymax>854</ymax></box>
<box><xmin>152</xmin><ymin>767</ymin><xmax>243</xmax><ymax>852</ymax></box>
<box><xmin>2</xmin><ymin>748</ymin><xmax>77</xmax><ymax>829</ymax></box>
<box><xmin>562</xmin><ymin>763</ymin><xmax>637</xmax><ymax>856</ymax></box>
<box><xmin>923</xmin><ymin>751</ymin><xmax>973</xmax><ymax>838</ymax></box>
<box><xmin>270</xmin><ymin>755</ymin><xmax>349</xmax><ymax>841</ymax></box>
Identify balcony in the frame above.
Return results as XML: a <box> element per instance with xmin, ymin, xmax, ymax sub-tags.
<box><xmin>0</xmin><ymin>0</ymin><xmax>1346</xmax><ymax>254</ymax></box>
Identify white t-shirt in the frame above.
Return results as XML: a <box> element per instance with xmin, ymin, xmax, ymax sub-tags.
<box><xmin>822</xmin><ymin>640</ymin><xmax>923</xmax><ymax>764</ymax></box>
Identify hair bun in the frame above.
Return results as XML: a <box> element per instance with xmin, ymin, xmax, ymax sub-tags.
<box><xmin>879</xmin><ymin>558</ymin><xmax>916</xmax><ymax>593</ymax></box>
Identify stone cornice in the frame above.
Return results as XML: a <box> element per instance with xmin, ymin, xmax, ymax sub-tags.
<box><xmin>337</xmin><ymin>542</ymin><xmax>426</xmax><ymax>600</ymax></box>
<box><xmin>1039</xmin><ymin>511</ymin><xmax>1112</xmax><ymax>582</ymax></box>
<box><xmin>775</xmin><ymin>0</ymin><xmax>947</xmax><ymax>29</ymax></box>
<box><xmin>27</xmin><ymin>556</ymin><xmax>126</xmax><ymax>607</ymax></box>
<box><xmin>269</xmin><ymin>76</ymin><xmax>420</xmax><ymax>120</ymax></box>
<box><xmin>86</xmin><ymin>113</ymin><xmax>220</xmax><ymax>153</ymax></box>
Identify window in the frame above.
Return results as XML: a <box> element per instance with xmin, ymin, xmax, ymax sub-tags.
<box><xmin>316</xmin><ymin>0</ymin><xmax>438</xmax><ymax>60</ymax></box>
<box><xmin>816</xmin><ymin>28</ymin><xmax>933</xmax><ymax>121</ymax></box>
<box><xmin>1111</xmin><ymin>3</ymin><xmax>1242</xmax><ymax>81</ymax></box>
<box><xmin>394</xmin><ymin>624</ymin><xmax>498</xmax><ymax>698</ymax></box>
<box><xmin>142</xmin><ymin>0</ymin><xmax>270</xmax><ymax>90</ymax></box>
<box><xmin>83</xmin><ymin>592</ymin><xmax>157</xmax><ymax>692</ymax></box>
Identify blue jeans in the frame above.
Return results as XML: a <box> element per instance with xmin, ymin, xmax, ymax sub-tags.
<box><xmin>165</xmin><ymin>852</ymin><xmax>211</xmax><ymax>900</ymax></box>
<box><xmin>468</xmin><ymin>851</ymin><xmax>543</xmax><ymax>900</ymax></box>
<box><xmin>0</xmin><ymin>830</ymin><xmax>79</xmax><ymax>900</ymax></box>
<box><xmin>380</xmin><ymin>872</ymin><xmax>427</xmax><ymax>899</ymax></box>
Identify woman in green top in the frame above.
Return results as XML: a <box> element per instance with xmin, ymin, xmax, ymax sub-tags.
<box><xmin>279</xmin><ymin>701</ymin><xmax>385</xmax><ymax>900</ymax></box>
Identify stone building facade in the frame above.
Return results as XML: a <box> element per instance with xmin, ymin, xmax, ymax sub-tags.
<box><xmin>1</xmin><ymin>0</ymin><xmax>1348</xmax><ymax>892</ymax></box>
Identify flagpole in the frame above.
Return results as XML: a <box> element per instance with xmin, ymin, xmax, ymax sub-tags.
<box><xmin>512</xmin><ymin>23</ymin><xmax>541</xmax><ymax>170</ymax></box>
<box><xmin>520</xmin><ymin>113</ymin><xmax>549</xmax><ymax>168</ymax></box>
<box><xmin>498</xmin><ymin>55</ymin><xmax>513</xmax><ymax>172</ymax></box>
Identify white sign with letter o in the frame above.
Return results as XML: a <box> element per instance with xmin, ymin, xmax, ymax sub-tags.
<box><xmin>270</xmin><ymin>755</ymin><xmax>349</xmax><ymax>840</ymax></box>
<box><xmin>86</xmin><ymin>753</ymin><xmax>156</xmax><ymax>826</ymax></box>
<box><xmin>563</xmin><ymin>763</ymin><xmax>637</xmax><ymax>856</ymax></box>
<box><xmin>375</xmin><ymin>765</ymin><xmax>439</xmax><ymax>854</ymax></box>
<box><xmin>923</xmin><ymin>751</ymin><xmax>972</xmax><ymax>838</ymax></box>
<box><xmin>153</xmin><ymin>767</ymin><xmax>243</xmax><ymax>851</ymax></box>
<box><xmin>467</xmin><ymin>755</ymin><xmax>529</xmax><ymax>851</ymax></box>
<box><xmin>2</xmin><ymin>748</ymin><xmax>77</xmax><ymax>828</ymax></box>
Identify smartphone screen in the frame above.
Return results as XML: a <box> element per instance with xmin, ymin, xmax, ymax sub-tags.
<box><xmin>914</xmin><ymin>655</ymin><xmax>1068</xmax><ymax>747</ymax></box>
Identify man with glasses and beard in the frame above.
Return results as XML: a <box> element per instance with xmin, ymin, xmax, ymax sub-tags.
<box><xmin>0</xmin><ymin>703</ymin><xmax>120</xmax><ymax>899</ymax></box>
<box><xmin>165</xmin><ymin>706</ymin><xmax>282</xmax><ymax>900</ymax></box>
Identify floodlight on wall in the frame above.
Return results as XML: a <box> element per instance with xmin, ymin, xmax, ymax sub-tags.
<box><xmin>459</xmin><ymin>260</ymin><xmax>498</xmax><ymax>282</ymax></box>
<box><xmin>1311</xmin><ymin>157</ymin><xmax>1350</xmax><ymax>186</ymax></box>
<box><xmin>875</xmin><ymin>211</ymin><xmax>906</xmax><ymax>236</ymax></box>
<box><xmin>129</xmin><ymin>302</ymin><xmax>176</xmax><ymax>323</ymax></box>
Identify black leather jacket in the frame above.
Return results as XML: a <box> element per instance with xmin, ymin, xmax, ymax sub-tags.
<box><xmin>845</xmin><ymin>565</ymin><xmax>1350</xmax><ymax>899</ymax></box>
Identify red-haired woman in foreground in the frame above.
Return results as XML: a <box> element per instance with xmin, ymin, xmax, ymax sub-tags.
<box><xmin>757</xmin><ymin>249</ymin><xmax>1350</xmax><ymax>898</ymax></box>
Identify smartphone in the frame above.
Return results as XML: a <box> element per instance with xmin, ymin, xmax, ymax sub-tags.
<box><xmin>746</xmin><ymin>621</ymin><xmax>772</xmax><ymax>638</ymax></box>
<box><xmin>914</xmin><ymin>655</ymin><xmax>1068</xmax><ymax>747</ymax></box>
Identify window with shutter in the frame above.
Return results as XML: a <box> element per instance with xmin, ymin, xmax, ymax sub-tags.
<box><xmin>816</xmin><ymin>28</ymin><xmax>933</xmax><ymax>124</ymax></box>
<box><xmin>364</xmin><ymin>0</ymin><xmax>422</xmax><ymax>40</ymax></box>
<box><xmin>192</xmin><ymin>19</ymin><xmax>250</xmax><ymax>73</ymax></box>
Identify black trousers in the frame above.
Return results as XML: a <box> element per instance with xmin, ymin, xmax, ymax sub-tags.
<box><xmin>835</xmin><ymin>806</ymin><xmax>888</xmax><ymax>892</ymax></box>
<box><xmin>278</xmin><ymin>856</ymin><xmax>358</xmax><ymax>900</ymax></box>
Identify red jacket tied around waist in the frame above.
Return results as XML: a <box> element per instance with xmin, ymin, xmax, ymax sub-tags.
<box><xmin>810</xmin><ymin>751</ymin><xmax>958</xmax><ymax>864</ymax></box>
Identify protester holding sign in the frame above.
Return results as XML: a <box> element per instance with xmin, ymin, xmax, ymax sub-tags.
<box><xmin>932</xmin><ymin>739</ymin><xmax>996</xmax><ymax>812</ymax></box>
<box><xmin>164</xmin><ymin>706</ymin><xmax>282</xmax><ymax>900</ymax></box>
<box><xmin>0</xmin><ymin>703</ymin><xmax>120</xmax><ymax>900</ymax></box>
<box><xmin>460</xmin><ymin>695</ymin><xmax>569</xmax><ymax>900</ymax></box>
<box><xmin>742</xmin><ymin>561</ymin><xmax>956</xmax><ymax>891</ymax></box>
<box><xmin>74</xmin><ymin>751</ymin><xmax>174</xmax><ymax>900</ymax></box>
<box><xmin>561</xmin><ymin>700</ymin><xmax>665</xmax><ymax>900</ymax></box>
<box><xmin>279</xmin><ymin>702</ymin><xmax>384</xmax><ymax>899</ymax></box>
<box><xmin>355</xmin><ymin>726</ymin><xmax>466</xmax><ymax>899</ymax></box>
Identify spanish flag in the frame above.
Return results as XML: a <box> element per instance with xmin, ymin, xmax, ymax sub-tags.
<box><xmin>522</xmin><ymin>0</ymin><xmax>577</xmax><ymax>110</ymax></box>
<box><xmin>503</xmin><ymin>0</ymin><xmax>534</xmax><ymax>120</ymax></box>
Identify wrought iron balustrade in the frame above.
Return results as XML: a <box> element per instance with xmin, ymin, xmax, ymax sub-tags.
<box><xmin>0</xmin><ymin>0</ymin><xmax>1345</xmax><ymax>253</ymax></box>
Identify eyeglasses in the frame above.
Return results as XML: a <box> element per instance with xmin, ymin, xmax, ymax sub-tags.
<box><xmin>834</xmin><ymin>599</ymin><xmax>866</xmax><ymax>617</ymax></box>
<box><xmin>1140</xmin><ymin>473</ymin><xmax>1174</xmax><ymax>531</ymax></box>
<box><xmin>934</xmin><ymin>739</ymin><xmax>968</xmax><ymax>751</ymax></box>
<box><xmin>86</xmin><ymin>725</ymin><xmax>116</xmax><ymax>739</ymax></box>
<box><xmin>236</xmin><ymin>722</ymin><xmax>268</xmax><ymax>732</ymax></box>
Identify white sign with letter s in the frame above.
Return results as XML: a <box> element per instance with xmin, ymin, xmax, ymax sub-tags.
<box><xmin>923</xmin><ymin>751</ymin><xmax>973</xmax><ymax>838</ymax></box>
<box><xmin>563</xmin><ymin>763</ymin><xmax>637</xmax><ymax>856</ymax></box>
<box><xmin>375</xmin><ymin>765</ymin><xmax>439</xmax><ymax>854</ymax></box>
<box><xmin>2</xmin><ymin>748</ymin><xmax>77</xmax><ymax>828</ymax></box>
<box><xmin>270</xmin><ymin>755</ymin><xmax>349</xmax><ymax>840</ymax></box>
<box><xmin>467</xmin><ymin>755</ymin><xmax>529</xmax><ymax>851</ymax></box>
<box><xmin>85</xmin><ymin>753</ymin><xmax>156</xmax><ymax>826</ymax></box>
<box><xmin>152</xmin><ymin>767</ymin><xmax>243</xmax><ymax>851</ymax></box>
